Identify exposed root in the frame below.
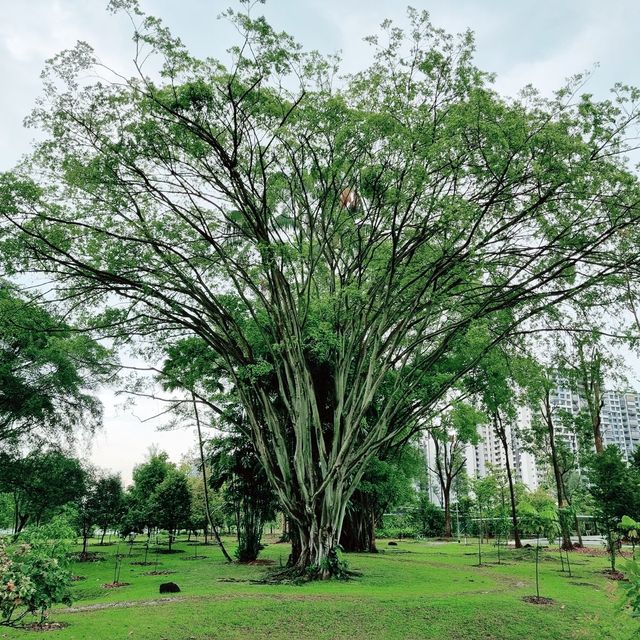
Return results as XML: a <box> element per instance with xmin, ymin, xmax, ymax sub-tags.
<box><xmin>259</xmin><ymin>565</ymin><xmax>361</xmax><ymax>585</ymax></box>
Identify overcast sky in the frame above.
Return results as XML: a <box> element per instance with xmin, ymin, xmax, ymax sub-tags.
<box><xmin>2</xmin><ymin>0</ymin><xmax>640</xmax><ymax>483</ymax></box>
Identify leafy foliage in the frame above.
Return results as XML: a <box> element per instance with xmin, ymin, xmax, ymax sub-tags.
<box><xmin>0</xmin><ymin>518</ymin><xmax>74</xmax><ymax>626</ymax></box>
<box><xmin>0</xmin><ymin>284</ymin><xmax>110</xmax><ymax>448</ymax></box>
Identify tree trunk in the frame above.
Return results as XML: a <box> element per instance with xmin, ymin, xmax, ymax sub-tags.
<box><xmin>592</xmin><ymin>380</ymin><xmax>604</xmax><ymax>455</ymax></box>
<box><xmin>192</xmin><ymin>393</ymin><xmax>233</xmax><ymax>562</ymax></box>
<box><xmin>495</xmin><ymin>413</ymin><xmax>521</xmax><ymax>548</ymax></box>
<box><xmin>545</xmin><ymin>393</ymin><xmax>573</xmax><ymax>550</ymax></box>
<box><xmin>286</xmin><ymin>487</ymin><xmax>349</xmax><ymax>578</ymax></box>
<box><xmin>14</xmin><ymin>513</ymin><xmax>29</xmax><ymax>536</ymax></box>
<box><xmin>504</xmin><ymin>455</ymin><xmax>522</xmax><ymax>549</ymax></box>
<box><xmin>100</xmin><ymin>527</ymin><xmax>107</xmax><ymax>545</ymax></box>
<box><xmin>82</xmin><ymin>532</ymin><xmax>89</xmax><ymax>555</ymax></box>
<box><xmin>340</xmin><ymin>503</ymin><xmax>377</xmax><ymax>553</ymax></box>
<box><xmin>574</xmin><ymin>513</ymin><xmax>583</xmax><ymax>547</ymax></box>
<box><xmin>443</xmin><ymin>490</ymin><xmax>452</xmax><ymax>539</ymax></box>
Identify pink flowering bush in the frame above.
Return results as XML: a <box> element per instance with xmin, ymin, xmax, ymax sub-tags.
<box><xmin>0</xmin><ymin>519</ymin><xmax>74</xmax><ymax>626</ymax></box>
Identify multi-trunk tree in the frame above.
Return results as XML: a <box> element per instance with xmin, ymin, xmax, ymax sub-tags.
<box><xmin>3</xmin><ymin>3</ymin><xmax>640</xmax><ymax>576</ymax></box>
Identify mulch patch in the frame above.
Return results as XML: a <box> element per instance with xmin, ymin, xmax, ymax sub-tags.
<box><xmin>602</xmin><ymin>569</ymin><xmax>627</xmax><ymax>581</ymax></box>
<box><xmin>522</xmin><ymin>596</ymin><xmax>555</xmax><ymax>605</ymax></box>
<box><xmin>570</xmin><ymin>582</ymin><xmax>597</xmax><ymax>588</ymax></box>
<box><xmin>103</xmin><ymin>582</ymin><xmax>130</xmax><ymax>589</ymax></box>
<box><xmin>572</xmin><ymin>547</ymin><xmax>632</xmax><ymax>558</ymax></box>
<box><xmin>130</xmin><ymin>561</ymin><xmax>161</xmax><ymax>566</ymax></box>
<box><xmin>70</xmin><ymin>575</ymin><xmax>86</xmax><ymax>582</ymax></box>
<box><xmin>141</xmin><ymin>570</ymin><xmax>177</xmax><ymax>576</ymax></box>
<box><xmin>180</xmin><ymin>555</ymin><xmax>208</xmax><ymax>561</ymax></box>
<box><xmin>22</xmin><ymin>621</ymin><xmax>69</xmax><ymax>632</ymax></box>
<box><xmin>72</xmin><ymin>552</ymin><xmax>105</xmax><ymax>562</ymax></box>
<box><xmin>244</xmin><ymin>559</ymin><xmax>275</xmax><ymax>566</ymax></box>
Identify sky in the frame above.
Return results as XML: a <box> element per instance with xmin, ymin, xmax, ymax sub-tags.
<box><xmin>2</xmin><ymin>0</ymin><xmax>640</xmax><ymax>483</ymax></box>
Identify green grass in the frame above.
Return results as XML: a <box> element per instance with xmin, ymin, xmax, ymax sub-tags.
<box><xmin>1</xmin><ymin>535</ymin><xmax>637</xmax><ymax>639</ymax></box>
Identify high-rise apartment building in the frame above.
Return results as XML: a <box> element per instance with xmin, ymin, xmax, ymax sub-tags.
<box><xmin>423</xmin><ymin>383</ymin><xmax>640</xmax><ymax>498</ymax></box>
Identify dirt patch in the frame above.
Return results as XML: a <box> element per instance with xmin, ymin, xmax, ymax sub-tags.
<box><xmin>522</xmin><ymin>596</ymin><xmax>555</xmax><ymax>605</ymax></box>
<box><xmin>130</xmin><ymin>561</ymin><xmax>161</xmax><ymax>566</ymax></box>
<box><xmin>22</xmin><ymin>621</ymin><xmax>69</xmax><ymax>632</ymax></box>
<box><xmin>217</xmin><ymin>578</ymin><xmax>252</xmax><ymax>583</ymax></box>
<box><xmin>62</xmin><ymin>597</ymin><xmax>186</xmax><ymax>613</ymax></box>
<box><xmin>70</xmin><ymin>575</ymin><xmax>86</xmax><ymax>582</ymax></box>
<box><xmin>103</xmin><ymin>582</ymin><xmax>130</xmax><ymax>589</ymax></box>
<box><xmin>180</xmin><ymin>555</ymin><xmax>208</xmax><ymax>561</ymax></box>
<box><xmin>243</xmin><ymin>559</ymin><xmax>275</xmax><ymax>566</ymax></box>
<box><xmin>141</xmin><ymin>570</ymin><xmax>177</xmax><ymax>576</ymax></box>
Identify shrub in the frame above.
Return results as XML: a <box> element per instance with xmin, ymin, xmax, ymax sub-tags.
<box><xmin>621</xmin><ymin>558</ymin><xmax>640</xmax><ymax>617</ymax></box>
<box><xmin>410</xmin><ymin>497</ymin><xmax>445</xmax><ymax>537</ymax></box>
<box><xmin>0</xmin><ymin>519</ymin><xmax>74</xmax><ymax>626</ymax></box>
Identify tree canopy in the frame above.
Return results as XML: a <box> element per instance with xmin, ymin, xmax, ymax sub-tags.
<box><xmin>2</xmin><ymin>2</ymin><xmax>640</xmax><ymax>574</ymax></box>
<box><xmin>0</xmin><ymin>283</ymin><xmax>110</xmax><ymax>448</ymax></box>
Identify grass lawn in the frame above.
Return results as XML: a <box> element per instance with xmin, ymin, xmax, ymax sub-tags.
<box><xmin>1</xmin><ymin>535</ymin><xmax>636</xmax><ymax>639</ymax></box>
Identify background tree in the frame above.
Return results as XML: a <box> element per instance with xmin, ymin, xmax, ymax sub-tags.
<box><xmin>209</xmin><ymin>432</ymin><xmax>279</xmax><ymax>562</ymax></box>
<box><xmin>429</xmin><ymin>402</ymin><xmax>484</xmax><ymax>538</ymax></box>
<box><xmin>0</xmin><ymin>450</ymin><xmax>86</xmax><ymax>534</ymax></box>
<box><xmin>410</xmin><ymin>494</ymin><xmax>445</xmax><ymax>538</ymax></box>
<box><xmin>3</xmin><ymin>4</ymin><xmax>640</xmax><ymax>576</ymax></box>
<box><xmin>93</xmin><ymin>474</ymin><xmax>124</xmax><ymax>545</ymax></box>
<box><xmin>72</xmin><ymin>467</ymin><xmax>98</xmax><ymax>558</ymax></box>
<box><xmin>151</xmin><ymin>469</ymin><xmax>192</xmax><ymax>552</ymax></box>
<box><xmin>472</xmin><ymin>472</ymin><xmax>500</xmax><ymax>546</ymax></box>
<box><xmin>523</xmin><ymin>361</ymin><xmax>581</xmax><ymax>549</ymax></box>
<box><xmin>469</xmin><ymin>346</ymin><xmax>535</xmax><ymax>548</ymax></box>
<box><xmin>518</xmin><ymin>502</ymin><xmax>558</xmax><ymax>602</ymax></box>
<box><xmin>126</xmin><ymin>451</ymin><xmax>172</xmax><ymax>539</ymax></box>
<box><xmin>340</xmin><ymin>443</ymin><xmax>422</xmax><ymax>552</ymax></box>
<box><xmin>587</xmin><ymin>446</ymin><xmax>640</xmax><ymax>571</ymax></box>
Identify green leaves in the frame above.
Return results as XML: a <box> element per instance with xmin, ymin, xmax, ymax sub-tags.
<box><xmin>0</xmin><ymin>284</ymin><xmax>111</xmax><ymax>447</ymax></box>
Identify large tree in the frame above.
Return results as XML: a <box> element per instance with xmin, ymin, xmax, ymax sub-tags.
<box><xmin>2</xmin><ymin>4</ymin><xmax>640</xmax><ymax>575</ymax></box>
